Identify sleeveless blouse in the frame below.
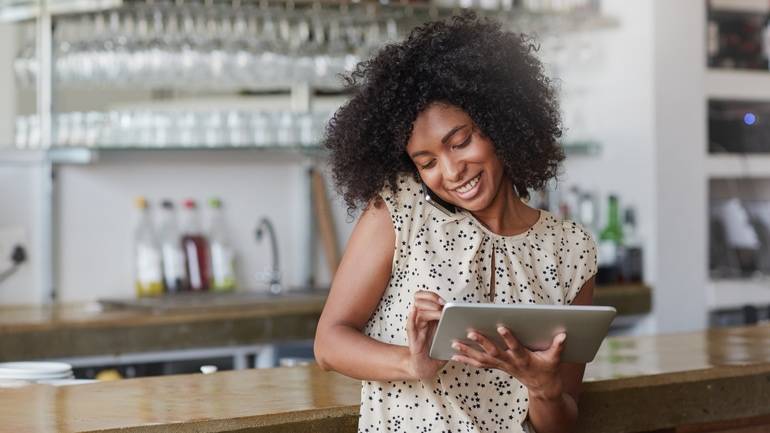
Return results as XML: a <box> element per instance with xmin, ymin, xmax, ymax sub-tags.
<box><xmin>358</xmin><ymin>172</ymin><xmax>598</xmax><ymax>433</ymax></box>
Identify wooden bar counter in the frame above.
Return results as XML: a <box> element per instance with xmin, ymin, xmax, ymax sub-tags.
<box><xmin>1</xmin><ymin>322</ymin><xmax>769</xmax><ymax>433</ymax></box>
<box><xmin>0</xmin><ymin>293</ymin><xmax>329</xmax><ymax>361</ymax></box>
<box><xmin>0</xmin><ymin>284</ymin><xmax>650</xmax><ymax>361</ymax></box>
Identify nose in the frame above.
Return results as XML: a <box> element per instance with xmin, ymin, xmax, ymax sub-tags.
<box><xmin>440</xmin><ymin>154</ymin><xmax>466</xmax><ymax>184</ymax></box>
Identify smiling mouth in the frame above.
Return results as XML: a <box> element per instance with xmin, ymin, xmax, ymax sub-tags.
<box><xmin>454</xmin><ymin>173</ymin><xmax>481</xmax><ymax>194</ymax></box>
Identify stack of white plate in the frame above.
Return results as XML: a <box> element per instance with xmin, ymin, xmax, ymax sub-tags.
<box><xmin>0</xmin><ymin>362</ymin><xmax>74</xmax><ymax>382</ymax></box>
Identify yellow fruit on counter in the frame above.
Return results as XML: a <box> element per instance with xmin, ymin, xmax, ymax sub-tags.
<box><xmin>95</xmin><ymin>369</ymin><xmax>123</xmax><ymax>381</ymax></box>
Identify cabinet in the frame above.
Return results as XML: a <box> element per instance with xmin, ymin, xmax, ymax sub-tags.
<box><xmin>704</xmin><ymin>1</ymin><xmax>770</xmax><ymax>317</ymax></box>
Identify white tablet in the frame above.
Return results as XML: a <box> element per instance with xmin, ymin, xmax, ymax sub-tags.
<box><xmin>429</xmin><ymin>302</ymin><xmax>617</xmax><ymax>364</ymax></box>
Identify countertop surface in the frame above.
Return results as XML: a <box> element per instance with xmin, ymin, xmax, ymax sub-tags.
<box><xmin>0</xmin><ymin>284</ymin><xmax>650</xmax><ymax>361</ymax></box>
<box><xmin>0</xmin><ymin>292</ymin><xmax>330</xmax><ymax>332</ymax></box>
<box><xmin>2</xmin><ymin>323</ymin><xmax>769</xmax><ymax>433</ymax></box>
<box><xmin>0</xmin><ymin>284</ymin><xmax>649</xmax><ymax>332</ymax></box>
<box><xmin>0</xmin><ymin>292</ymin><xmax>330</xmax><ymax>361</ymax></box>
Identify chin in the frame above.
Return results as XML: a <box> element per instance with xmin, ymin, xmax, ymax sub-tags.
<box><xmin>456</xmin><ymin>194</ymin><xmax>492</xmax><ymax>212</ymax></box>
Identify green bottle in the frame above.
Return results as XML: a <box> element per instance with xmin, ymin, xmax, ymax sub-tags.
<box><xmin>597</xmin><ymin>195</ymin><xmax>623</xmax><ymax>285</ymax></box>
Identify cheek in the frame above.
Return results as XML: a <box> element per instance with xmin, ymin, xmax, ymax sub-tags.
<box><xmin>417</xmin><ymin>170</ymin><xmax>441</xmax><ymax>189</ymax></box>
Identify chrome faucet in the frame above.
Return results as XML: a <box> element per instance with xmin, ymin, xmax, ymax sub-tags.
<box><xmin>255</xmin><ymin>217</ymin><xmax>282</xmax><ymax>295</ymax></box>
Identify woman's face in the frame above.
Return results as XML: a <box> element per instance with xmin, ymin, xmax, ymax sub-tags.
<box><xmin>406</xmin><ymin>103</ymin><xmax>508</xmax><ymax>212</ymax></box>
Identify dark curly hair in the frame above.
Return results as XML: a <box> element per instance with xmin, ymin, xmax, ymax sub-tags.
<box><xmin>323</xmin><ymin>11</ymin><xmax>564</xmax><ymax>215</ymax></box>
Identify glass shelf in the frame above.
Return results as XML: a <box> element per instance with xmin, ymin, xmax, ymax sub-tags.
<box><xmin>0</xmin><ymin>0</ymin><xmax>619</xmax><ymax>23</ymax></box>
<box><xmin>1</xmin><ymin>140</ymin><xmax>600</xmax><ymax>165</ymax></box>
<box><xmin>0</xmin><ymin>0</ymin><xmax>122</xmax><ymax>22</ymax></box>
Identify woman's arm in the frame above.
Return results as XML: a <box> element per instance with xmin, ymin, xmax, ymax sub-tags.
<box><xmin>315</xmin><ymin>198</ymin><xmax>441</xmax><ymax>381</ymax></box>
<box><xmin>526</xmin><ymin>275</ymin><xmax>595</xmax><ymax>433</ymax></box>
<box><xmin>314</xmin><ymin>198</ymin><xmax>410</xmax><ymax>380</ymax></box>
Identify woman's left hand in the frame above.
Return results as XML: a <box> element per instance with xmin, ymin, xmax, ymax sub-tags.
<box><xmin>451</xmin><ymin>327</ymin><xmax>566</xmax><ymax>400</ymax></box>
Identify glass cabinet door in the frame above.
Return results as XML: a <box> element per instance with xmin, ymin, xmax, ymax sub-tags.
<box><xmin>1</xmin><ymin>0</ymin><xmax>39</xmax><ymax>149</ymax></box>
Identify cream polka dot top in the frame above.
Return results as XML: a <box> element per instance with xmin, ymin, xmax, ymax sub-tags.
<box><xmin>358</xmin><ymin>173</ymin><xmax>598</xmax><ymax>433</ymax></box>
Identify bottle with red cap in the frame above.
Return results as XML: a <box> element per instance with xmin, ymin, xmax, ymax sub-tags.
<box><xmin>180</xmin><ymin>199</ymin><xmax>211</xmax><ymax>291</ymax></box>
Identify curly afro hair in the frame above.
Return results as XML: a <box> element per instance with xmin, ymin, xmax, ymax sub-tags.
<box><xmin>323</xmin><ymin>11</ymin><xmax>564</xmax><ymax>214</ymax></box>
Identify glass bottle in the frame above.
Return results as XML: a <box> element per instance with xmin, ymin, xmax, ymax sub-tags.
<box><xmin>597</xmin><ymin>195</ymin><xmax>623</xmax><ymax>285</ymax></box>
<box><xmin>180</xmin><ymin>199</ymin><xmax>211</xmax><ymax>291</ymax></box>
<box><xmin>158</xmin><ymin>199</ymin><xmax>189</xmax><ymax>293</ymax></box>
<box><xmin>208</xmin><ymin>198</ymin><xmax>237</xmax><ymax>292</ymax></box>
<box><xmin>620</xmin><ymin>207</ymin><xmax>644</xmax><ymax>283</ymax></box>
<box><xmin>134</xmin><ymin>197</ymin><xmax>164</xmax><ymax>297</ymax></box>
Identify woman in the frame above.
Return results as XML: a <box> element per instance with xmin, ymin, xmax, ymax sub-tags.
<box><xmin>314</xmin><ymin>12</ymin><xmax>597</xmax><ymax>433</ymax></box>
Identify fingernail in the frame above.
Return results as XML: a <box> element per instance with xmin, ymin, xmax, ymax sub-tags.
<box><xmin>451</xmin><ymin>355</ymin><xmax>459</xmax><ymax>362</ymax></box>
<box><xmin>467</xmin><ymin>332</ymin><xmax>477</xmax><ymax>341</ymax></box>
<box><xmin>558</xmin><ymin>333</ymin><xmax>567</xmax><ymax>343</ymax></box>
<box><xmin>497</xmin><ymin>326</ymin><xmax>507</xmax><ymax>334</ymax></box>
<box><xmin>451</xmin><ymin>342</ymin><xmax>460</xmax><ymax>350</ymax></box>
<box><xmin>439</xmin><ymin>298</ymin><xmax>446</xmax><ymax>305</ymax></box>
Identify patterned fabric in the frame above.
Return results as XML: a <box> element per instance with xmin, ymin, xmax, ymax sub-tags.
<box><xmin>358</xmin><ymin>172</ymin><xmax>598</xmax><ymax>433</ymax></box>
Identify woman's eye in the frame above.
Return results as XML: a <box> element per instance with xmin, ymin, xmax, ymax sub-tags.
<box><xmin>453</xmin><ymin>134</ymin><xmax>472</xmax><ymax>149</ymax></box>
<box><xmin>420</xmin><ymin>160</ymin><xmax>436</xmax><ymax>169</ymax></box>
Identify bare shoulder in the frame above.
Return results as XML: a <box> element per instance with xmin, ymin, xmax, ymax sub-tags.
<box><xmin>318</xmin><ymin>197</ymin><xmax>396</xmax><ymax>330</ymax></box>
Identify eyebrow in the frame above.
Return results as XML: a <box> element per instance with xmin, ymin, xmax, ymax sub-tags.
<box><xmin>408</xmin><ymin>124</ymin><xmax>469</xmax><ymax>159</ymax></box>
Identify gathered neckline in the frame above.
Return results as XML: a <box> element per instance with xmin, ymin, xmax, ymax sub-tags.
<box><xmin>459</xmin><ymin>208</ymin><xmax>546</xmax><ymax>240</ymax></box>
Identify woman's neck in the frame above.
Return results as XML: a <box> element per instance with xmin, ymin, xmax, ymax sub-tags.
<box><xmin>469</xmin><ymin>179</ymin><xmax>539</xmax><ymax>236</ymax></box>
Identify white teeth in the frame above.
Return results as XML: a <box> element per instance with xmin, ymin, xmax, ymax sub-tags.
<box><xmin>456</xmin><ymin>174</ymin><xmax>480</xmax><ymax>194</ymax></box>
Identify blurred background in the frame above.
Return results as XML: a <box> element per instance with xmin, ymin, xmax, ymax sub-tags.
<box><xmin>0</xmin><ymin>0</ymin><xmax>768</xmax><ymax>378</ymax></box>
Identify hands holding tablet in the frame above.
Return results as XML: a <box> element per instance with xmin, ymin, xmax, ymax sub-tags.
<box><xmin>409</xmin><ymin>290</ymin><xmax>576</xmax><ymax>400</ymax></box>
<box><xmin>451</xmin><ymin>327</ymin><xmax>568</xmax><ymax>400</ymax></box>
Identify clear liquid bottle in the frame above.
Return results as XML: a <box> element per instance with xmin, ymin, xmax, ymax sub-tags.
<box><xmin>158</xmin><ymin>199</ymin><xmax>189</xmax><ymax>293</ymax></box>
<box><xmin>134</xmin><ymin>197</ymin><xmax>164</xmax><ymax>297</ymax></box>
<box><xmin>180</xmin><ymin>199</ymin><xmax>211</xmax><ymax>291</ymax></box>
<box><xmin>208</xmin><ymin>198</ymin><xmax>236</xmax><ymax>292</ymax></box>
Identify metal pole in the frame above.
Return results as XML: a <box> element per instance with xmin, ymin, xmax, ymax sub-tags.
<box><xmin>36</xmin><ymin>1</ymin><xmax>55</xmax><ymax>303</ymax></box>
<box><xmin>305</xmin><ymin>163</ymin><xmax>317</xmax><ymax>288</ymax></box>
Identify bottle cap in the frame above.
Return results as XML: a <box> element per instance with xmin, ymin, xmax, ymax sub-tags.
<box><xmin>134</xmin><ymin>197</ymin><xmax>148</xmax><ymax>209</ymax></box>
<box><xmin>209</xmin><ymin>198</ymin><xmax>222</xmax><ymax>208</ymax></box>
<box><xmin>161</xmin><ymin>199</ymin><xmax>174</xmax><ymax>209</ymax></box>
<box><xmin>624</xmin><ymin>208</ymin><xmax>636</xmax><ymax>224</ymax></box>
<box><xmin>183</xmin><ymin>199</ymin><xmax>197</xmax><ymax>209</ymax></box>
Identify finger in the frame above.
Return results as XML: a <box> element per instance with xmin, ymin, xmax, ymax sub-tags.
<box><xmin>414</xmin><ymin>290</ymin><xmax>446</xmax><ymax>306</ymax></box>
<box><xmin>467</xmin><ymin>330</ymin><xmax>502</xmax><ymax>358</ymax></box>
<box><xmin>545</xmin><ymin>332</ymin><xmax>567</xmax><ymax>362</ymax></box>
<box><xmin>450</xmin><ymin>354</ymin><xmax>489</xmax><ymax>369</ymax></box>
<box><xmin>415</xmin><ymin>309</ymin><xmax>442</xmax><ymax>326</ymax></box>
<box><xmin>413</xmin><ymin>299</ymin><xmax>444</xmax><ymax>311</ymax></box>
<box><xmin>497</xmin><ymin>326</ymin><xmax>528</xmax><ymax>358</ymax></box>
<box><xmin>452</xmin><ymin>340</ymin><xmax>500</xmax><ymax>368</ymax></box>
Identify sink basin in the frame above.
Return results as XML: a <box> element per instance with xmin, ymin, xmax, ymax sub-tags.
<box><xmin>98</xmin><ymin>287</ymin><xmax>329</xmax><ymax>312</ymax></box>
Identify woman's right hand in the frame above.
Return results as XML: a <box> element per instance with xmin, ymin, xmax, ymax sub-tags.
<box><xmin>405</xmin><ymin>290</ymin><xmax>448</xmax><ymax>380</ymax></box>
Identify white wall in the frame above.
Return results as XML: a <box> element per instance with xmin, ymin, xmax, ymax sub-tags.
<box><xmin>548</xmin><ymin>0</ymin><xmax>658</xmax><ymax>334</ymax></box>
<box><xmin>652</xmin><ymin>0</ymin><xmax>709</xmax><ymax>332</ymax></box>
<box><xmin>555</xmin><ymin>0</ymin><xmax>656</xmax><ymax>283</ymax></box>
